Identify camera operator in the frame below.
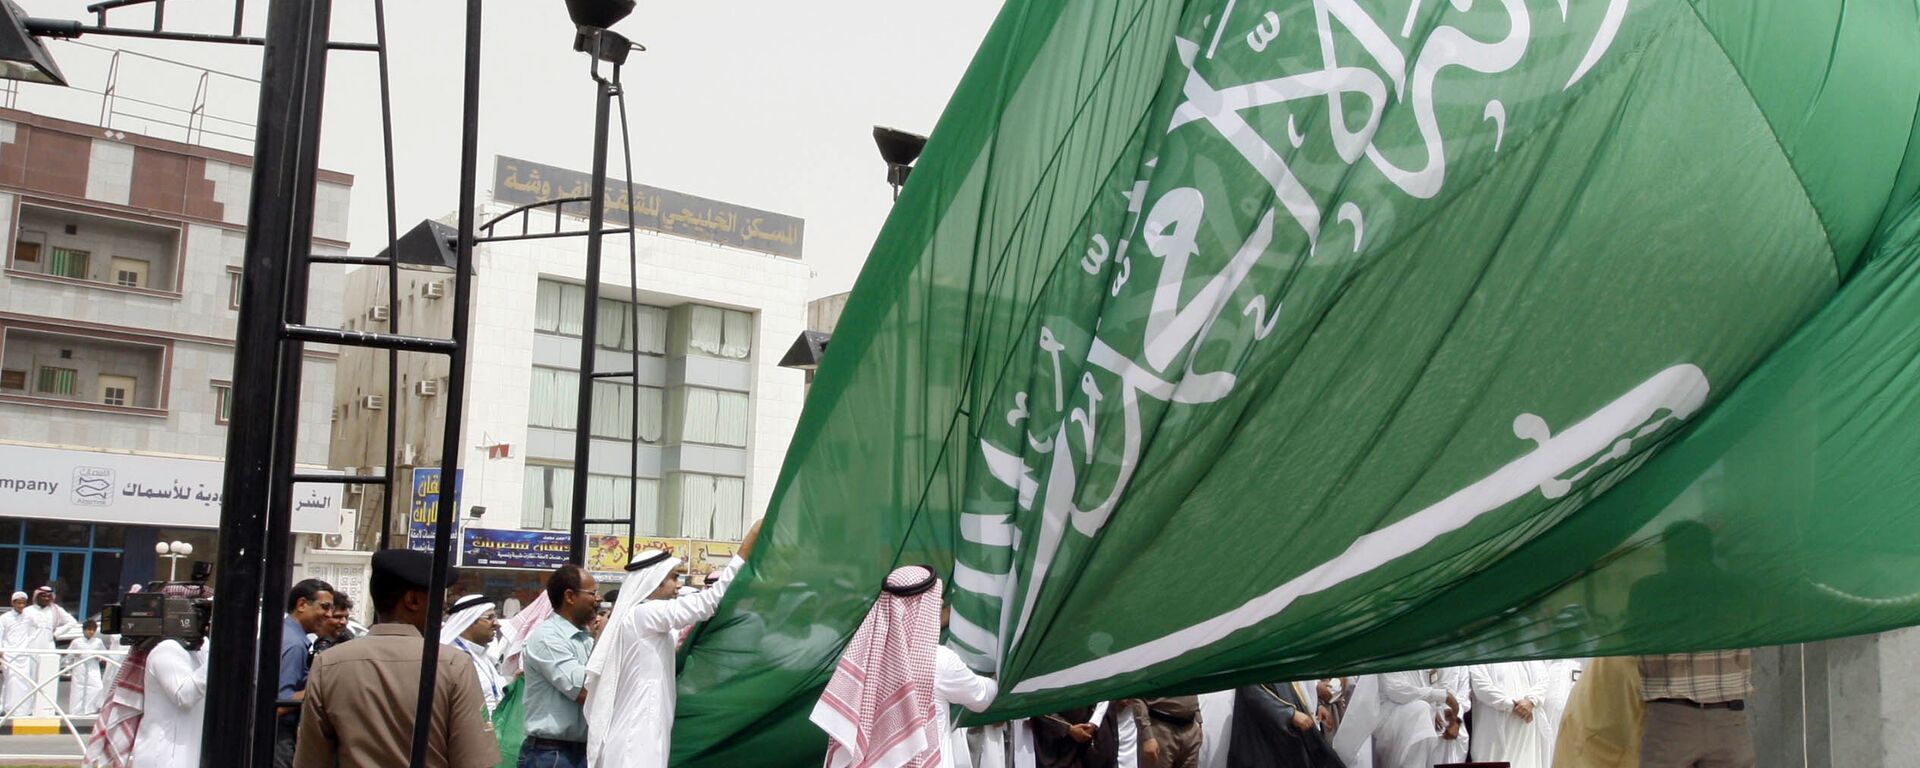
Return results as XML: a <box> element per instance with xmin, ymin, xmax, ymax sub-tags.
<box><xmin>113</xmin><ymin>584</ymin><xmax>212</xmax><ymax>768</ymax></box>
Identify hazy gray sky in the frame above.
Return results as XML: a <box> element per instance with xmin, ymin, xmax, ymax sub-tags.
<box><xmin>15</xmin><ymin>0</ymin><xmax>1002</xmax><ymax>299</ymax></box>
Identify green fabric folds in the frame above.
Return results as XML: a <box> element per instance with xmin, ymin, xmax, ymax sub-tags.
<box><xmin>670</xmin><ymin>1</ymin><xmax>1920</xmax><ymax>764</ymax></box>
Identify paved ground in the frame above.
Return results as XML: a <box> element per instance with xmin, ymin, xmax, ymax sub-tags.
<box><xmin>0</xmin><ymin>734</ymin><xmax>83</xmax><ymax>765</ymax></box>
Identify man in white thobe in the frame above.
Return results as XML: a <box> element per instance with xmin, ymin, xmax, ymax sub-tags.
<box><xmin>23</xmin><ymin>586</ymin><xmax>79</xmax><ymax>716</ymax></box>
<box><xmin>67</xmin><ymin>620</ymin><xmax>109</xmax><ymax>716</ymax></box>
<box><xmin>0</xmin><ymin>593</ymin><xmax>34</xmax><ymax>716</ymax></box>
<box><xmin>1372</xmin><ymin>669</ymin><xmax>1470</xmax><ymax>768</ymax></box>
<box><xmin>813</xmin><ymin>564</ymin><xmax>999</xmax><ymax>768</ymax></box>
<box><xmin>1469</xmin><ymin>661</ymin><xmax>1552</xmax><ymax>768</ymax></box>
<box><xmin>1538</xmin><ymin>658</ymin><xmax>1584</xmax><ymax>754</ymax></box>
<box><xmin>582</xmin><ymin>520</ymin><xmax>760</xmax><ymax>768</ymax></box>
<box><xmin>130</xmin><ymin>637</ymin><xmax>209</xmax><ymax>768</ymax></box>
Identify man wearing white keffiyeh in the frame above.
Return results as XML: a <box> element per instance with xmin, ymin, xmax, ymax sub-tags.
<box><xmin>442</xmin><ymin>594</ymin><xmax>509</xmax><ymax>717</ymax></box>
<box><xmin>812</xmin><ymin>565</ymin><xmax>999</xmax><ymax>768</ymax></box>
<box><xmin>582</xmin><ymin>519</ymin><xmax>761</xmax><ymax>768</ymax></box>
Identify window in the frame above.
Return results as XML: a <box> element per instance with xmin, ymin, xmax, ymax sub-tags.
<box><xmin>523</xmin><ymin>464</ymin><xmax>662</xmax><ymax>534</ymax></box>
<box><xmin>522</xmin><ymin>464</ymin><xmax>573</xmax><ymax>530</ymax></box>
<box><xmin>110</xmin><ymin>257</ymin><xmax>150</xmax><ymax>289</ymax></box>
<box><xmin>534</xmin><ymin>280</ymin><xmax>586</xmax><ymax>336</ymax></box>
<box><xmin>35</xmin><ymin>366</ymin><xmax>77</xmax><ymax>397</ymax></box>
<box><xmin>229</xmin><ymin>271</ymin><xmax>243</xmax><ymax>310</ymax></box>
<box><xmin>528</xmin><ymin>367</ymin><xmax>580</xmax><ymax>430</ymax></box>
<box><xmin>214</xmin><ymin>384</ymin><xmax>232</xmax><ymax>424</ymax></box>
<box><xmin>667</xmin><ymin>473</ymin><xmax>747</xmax><ymax>540</ymax></box>
<box><xmin>13</xmin><ymin>240</ymin><xmax>39</xmax><ymax>263</ymax></box>
<box><xmin>686</xmin><ymin>305</ymin><xmax>753</xmax><ymax>359</ymax></box>
<box><xmin>98</xmin><ymin>374</ymin><xmax>135</xmax><ymax>407</ymax></box>
<box><xmin>584</xmin><ymin>474</ymin><xmax>661</xmax><ymax>535</ymax></box>
<box><xmin>596</xmin><ymin>298</ymin><xmax>667</xmax><ymax>354</ymax></box>
<box><xmin>678</xmin><ymin>387</ymin><xmax>748</xmax><ymax>447</ymax></box>
<box><xmin>590</xmin><ymin>381</ymin><xmax>664</xmax><ymax>442</ymax></box>
<box><xmin>0</xmin><ymin>369</ymin><xmax>22</xmax><ymax>392</ymax></box>
<box><xmin>47</xmin><ymin>247</ymin><xmax>89</xmax><ymax>279</ymax></box>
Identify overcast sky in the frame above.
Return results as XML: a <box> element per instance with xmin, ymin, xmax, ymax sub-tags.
<box><xmin>15</xmin><ymin>0</ymin><xmax>1002</xmax><ymax>299</ymax></box>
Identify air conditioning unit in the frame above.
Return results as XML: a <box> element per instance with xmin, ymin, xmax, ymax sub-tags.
<box><xmin>401</xmin><ymin>443</ymin><xmax>418</xmax><ymax>465</ymax></box>
<box><xmin>368</xmin><ymin>305</ymin><xmax>391</xmax><ymax>322</ymax></box>
<box><xmin>415</xmin><ymin>379</ymin><xmax>440</xmax><ymax>397</ymax></box>
<box><xmin>420</xmin><ymin>281</ymin><xmax>446</xmax><ymax>299</ymax></box>
<box><xmin>321</xmin><ymin>508</ymin><xmax>358</xmax><ymax>550</ymax></box>
<box><xmin>362</xmin><ymin>394</ymin><xmax>385</xmax><ymax>410</ymax></box>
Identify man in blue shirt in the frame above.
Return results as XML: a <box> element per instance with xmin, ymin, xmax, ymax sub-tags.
<box><xmin>276</xmin><ymin>578</ymin><xmax>336</xmax><ymax>768</ymax></box>
<box><xmin>518</xmin><ymin>564</ymin><xmax>598</xmax><ymax>768</ymax></box>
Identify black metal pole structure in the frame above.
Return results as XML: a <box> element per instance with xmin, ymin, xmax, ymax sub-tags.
<box><xmin>568</xmin><ymin>51</ymin><xmax>618</xmax><ymax>565</ymax></box>
<box><xmin>372</xmin><ymin>0</ymin><xmax>402</xmax><ymax>548</ymax></box>
<box><xmin>410</xmin><ymin>0</ymin><xmax>483</xmax><ymax>762</ymax></box>
<box><xmin>204</xmin><ymin>0</ymin><xmax>332</xmax><ymax>764</ymax></box>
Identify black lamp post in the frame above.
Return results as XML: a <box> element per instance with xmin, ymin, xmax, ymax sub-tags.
<box><xmin>566</xmin><ymin>0</ymin><xmax>637</xmax><ymax>564</ymax></box>
<box><xmin>874</xmin><ymin>125</ymin><xmax>928</xmax><ymax>200</ymax></box>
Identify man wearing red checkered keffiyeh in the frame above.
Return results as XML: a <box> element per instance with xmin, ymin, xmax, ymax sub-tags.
<box><xmin>813</xmin><ymin>565</ymin><xmax>999</xmax><ymax>768</ymax></box>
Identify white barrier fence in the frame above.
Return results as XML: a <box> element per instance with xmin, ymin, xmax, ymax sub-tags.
<box><xmin>0</xmin><ymin>644</ymin><xmax>132</xmax><ymax>761</ymax></box>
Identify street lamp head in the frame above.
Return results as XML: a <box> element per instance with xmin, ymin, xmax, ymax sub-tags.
<box><xmin>874</xmin><ymin>126</ymin><xmax>928</xmax><ymax>195</ymax></box>
<box><xmin>0</xmin><ymin>0</ymin><xmax>65</xmax><ymax>85</ymax></box>
<box><xmin>174</xmin><ymin>541</ymin><xmax>193</xmax><ymax>556</ymax></box>
<box><xmin>154</xmin><ymin>542</ymin><xmax>170</xmax><ymax>555</ymax></box>
<box><xmin>564</xmin><ymin>0</ymin><xmax>635</xmax><ymax>32</ymax></box>
<box><xmin>873</xmin><ymin>126</ymin><xmax>928</xmax><ymax>168</ymax></box>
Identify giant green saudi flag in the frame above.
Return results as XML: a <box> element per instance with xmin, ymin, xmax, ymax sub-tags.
<box><xmin>673</xmin><ymin>0</ymin><xmax>1920</xmax><ymax>763</ymax></box>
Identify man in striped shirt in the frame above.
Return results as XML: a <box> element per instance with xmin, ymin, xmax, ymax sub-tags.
<box><xmin>1636</xmin><ymin>651</ymin><xmax>1754</xmax><ymax>768</ymax></box>
<box><xmin>1630</xmin><ymin>522</ymin><xmax>1756</xmax><ymax>768</ymax></box>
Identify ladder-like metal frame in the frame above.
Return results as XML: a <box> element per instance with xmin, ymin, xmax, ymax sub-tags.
<box><xmin>185</xmin><ymin>0</ymin><xmax>481</xmax><ymax>765</ymax></box>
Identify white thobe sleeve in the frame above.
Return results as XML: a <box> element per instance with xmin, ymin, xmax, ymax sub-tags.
<box><xmin>636</xmin><ymin>557</ymin><xmax>745</xmax><ymax>634</ymax></box>
<box><xmin>1523</xmin><ymin>664</ymin><xmax>1552</xmax><ymax>706</ymax></box>
<box><xmin>934</xmin><ymin>646</ymin><xmax>997</xmax><ymax>713</ymax></box>
<box><xmin>1469</xmin><ymin>665</ymin><xmax>1526</xmax><ymax>713</ymax></box>
<box><xmin>148</xmin><ymin>642</ymin><xmax>208</xmax><ymax>709</ymax></box>
<box><xmin>51</xmin><ymin>608</ymin><xmax>79</xmax><ymax>641</ymax></box>
<box><xmin>1381</xmin><ymin>672</ymin><xmax>1447</xmax><ymax>706</ymax></box>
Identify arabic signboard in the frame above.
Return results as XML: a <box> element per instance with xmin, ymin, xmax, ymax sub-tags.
<box><xmin>0</xmin><ymin>443</ymin><xmax>341</xmax><ymax>532</ymax></box>
<box><xmin>407</xmin><ymin>468</ymin><xmax>463</xmax><ymax>552</ymax></box>
<box><xmin>464</xmin><ymin>529</ymin><xmax>744</xmax><ymax>583</ymax></box>
<box><xmin>462</xmin><ymin>527</ymin><xmax>571</xmax><ymax>570</ymax></box>
<box><xmin>492</xmin><ymin>155</ymin><xmax>805</xmax><ymax>260</ymax></box>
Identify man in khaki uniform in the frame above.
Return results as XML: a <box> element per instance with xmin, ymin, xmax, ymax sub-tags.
<box><xmin>294</xmin><ymin>550</ymin><xmax>497</xmax><ymax>768</ymax></box>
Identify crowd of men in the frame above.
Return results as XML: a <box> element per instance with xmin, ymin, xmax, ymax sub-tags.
<box><xmin>877</xmin><ymin>654</ymin><xmax>1753</xmax><ymax>768</ymax></box>
<box><xmin>0</xmin><ymin>521</ymin><xmax>1743</xmax><ymax>768</ymax></box>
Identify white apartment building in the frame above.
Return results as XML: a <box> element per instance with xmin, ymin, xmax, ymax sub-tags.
<box><xmin>0</xmin><ymin>107</ymin><xmax>350</xmax><ymax>620</ymax></box>
<box><xmin>332</xmin><ymin>155</ymin><xmax>808</xmax><ymax>601</ymax></box>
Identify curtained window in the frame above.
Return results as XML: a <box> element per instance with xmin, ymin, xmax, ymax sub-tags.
<box><xmin>589</xmin><ymin>381</ymin><xmax>664</xmax><ymax>442</ymax></box>
<box><xmin>535</xmin><ymin>279</ymin><xmax>586</xmax><ymax>336</ymax></box>
<box><xmin>686</xmin><ymin>305</ymin><xmax>753</xmax><ymax>360</ymax></box>
<box><xmin>525</xmin><ymin>465</ymin><xmax>660</xmax><ymax>534</ymax></box>
<box><xmin>679</xmin><ymin>387</ymin><xmax>748</xmax><ymax>447</ymax></box>
<box><xmin>522</xmin><ymin>464</ymin><xmax>573</xmax><ymax>530</ymax></box>
<box><xmin>597</xmin><ymin>298</ymin><xmax>667</xmax><ymax>354</ymax></box>
<box><xmin>528</xmin><ymin>367</ymin><xmax>579</xmax><ymax>430</ymax></box>
<box><xmin>669</xmin><ymin>473</ymin><xmax>747</xmax><ymax>540</ymax></box>
<box><xmin>584</xmin><ymin>474</ymin><xmax>661</xmax><ymax>535</ymax></box>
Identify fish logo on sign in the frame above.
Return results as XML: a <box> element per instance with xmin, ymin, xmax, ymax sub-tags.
<box><xmin>72</xmin><ymin>467</ymin><xmax>114</xmax><ymax>506</ymax></box>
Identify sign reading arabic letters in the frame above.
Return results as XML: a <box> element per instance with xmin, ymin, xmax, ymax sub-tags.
<box><xmin>0</xmin><ymin>443</ymin><xmax>342</xmax><ymax>532</ymax></box>
<box><xmin>407</xmin><ymin>468</ymin><xmax>463</xmax><ymax>552</ymax></box>
<box><xmin>492</xmin><ymin>155</ymin><xmax>806</xmax><ymax>260</ymax></box>
<box><xmin>461</xmin><ymin>527</ymin><xmax>572</xmax><ymax>570</ymax></box>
